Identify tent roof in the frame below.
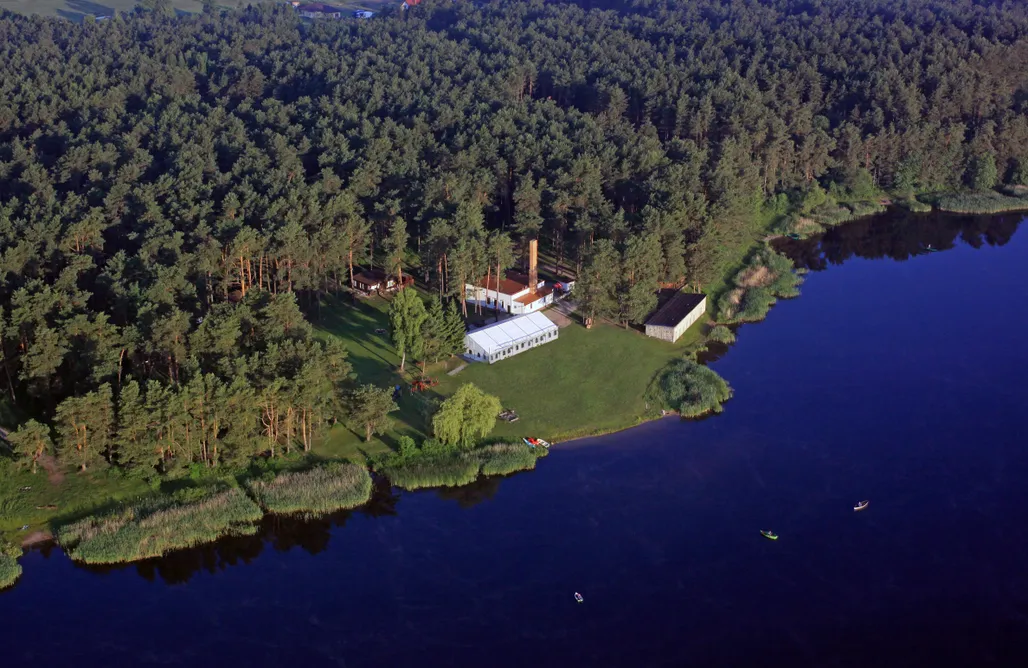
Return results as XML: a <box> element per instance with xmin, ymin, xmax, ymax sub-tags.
<box><xmin>466</xmin><ymin>312</ymin><xmax>556</xmax><ymax>355</ymax></box>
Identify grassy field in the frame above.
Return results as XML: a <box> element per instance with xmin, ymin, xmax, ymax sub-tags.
<box><xmin>314</xmin><ymin>293</ymin><xmax>708</xmax><ymax>454</ymax></box>
<box><xmin>0</xmin><ymin>463</ymin><xmax>151</xmax><ymax>535</ymax></box>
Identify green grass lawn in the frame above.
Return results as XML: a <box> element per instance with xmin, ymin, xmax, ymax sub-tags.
<box><xmin>312</xmin><ymin>293</ymin><xmax>707</xmax><ymax>459</ymax></box>
<box><xmin>0</xmin><ymin>465</ymin><xmax>151</xmax><ymax>537</ymax></box>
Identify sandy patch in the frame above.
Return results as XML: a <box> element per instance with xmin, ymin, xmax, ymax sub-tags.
<box><xmin>21</xmin><ymin>530</ymin><xmax>53</xmax><ymax>548</ymax></box>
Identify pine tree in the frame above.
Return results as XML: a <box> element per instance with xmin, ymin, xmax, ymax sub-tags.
<box><xmin>421</xmin><ymin>296</ymin><xmax>448</xmax><ymax>366</ymax></box>
<box><xmin>383</xmin><ymin>217</ymin><xmax>409</xmax><ymax>285</ymax></box>
<box><xmin>8</xmin><ymin>419</ymin><xmax>53</xmax><ymax>474</ymax></box>
<box><xmin>621</xmin><ymin>233</ymin><xmax>662</xmax><ymax>326</ymax></box>
<box><xmin>346</xmin><ymin>384</ymin><xmax>397</xmax><ymax>442</ymax></box>
<box><xmin>443</xmin><ymin>299</ymin><xmax>467</xmax><ymax>358</ymax></box>
<box><xmin>577</xmin><ymin>239</ymin><xmax>621</xmax><ymax>324</ymax></box>
<box><xmin>115</xmin><ymin>380</ymin><xmax>156</xmax><ymax>469</ymax></box>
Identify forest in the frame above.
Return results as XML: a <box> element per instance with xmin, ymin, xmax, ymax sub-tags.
<box><xmin>1</xmin><ymin>0</ymin><xmax>1028</xmax><ymax>475</ymax></box>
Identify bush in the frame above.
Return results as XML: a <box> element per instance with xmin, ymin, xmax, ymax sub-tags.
<box><xmin>655</xmin><ymin>359</ymin><xmax>733</xmax><ymax>418</ymax></box>
<box><xmin>248</xmin><ymin>463</ymin><xmax>372</xmax><ymax>516</ymax></box>
<box><xmin>0</xmin><ymin>541</ymin><xmax>22</xmax><ymax>590</ymax></box>
<box><xmin>707</xmin><ymin>325</ymin><xmax>736</xmax><ymax>344</ymax></box>
<box><xmin>58</xmin><ymin>487</ymin><xmax>263</xmax><ymax>564</ymax></box>
<box><xmin>896</xmin><ymin>198</ymin><xmax>932</xmax><ymax>213</ymax></box>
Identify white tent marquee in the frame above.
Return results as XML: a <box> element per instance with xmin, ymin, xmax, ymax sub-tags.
<box><xmin>464</xmin><ymin>311</ymin><xmax>558</xmax><ymax>364</ymax></box>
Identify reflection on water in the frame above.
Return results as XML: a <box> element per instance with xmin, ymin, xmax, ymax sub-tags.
<box><xmin>773</xmin><ymin>209</ymin><xmax>1021</xmax><ymax>271</ymax></box>
<box><xmin>59</xmin><ymin>474</ymin><xmax>523</xmax><ymax>586</ymax></box>
<box><xmin>55</xmin><ymin>209</ymin><xmax>1026</xmax><ymax>588</ymax></box>
<box><xmin>58</xmin><ymin>478</ymin><xmax>400</xmax><ymax>585</ymax></box>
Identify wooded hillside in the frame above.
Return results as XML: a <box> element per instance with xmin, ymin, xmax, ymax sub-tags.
<box><xmin>1</xmin><ymin>0</ymin><xmax>1027</xmax><ymax>472</ymax></box>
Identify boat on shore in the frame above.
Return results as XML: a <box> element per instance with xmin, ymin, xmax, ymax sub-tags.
<box><xmin>523</xmin><ymin>437</ymin><xmax>551</xmax><ymax>449</ymax></box>
<box><xmin>853</xmin><ymin>500</ymin><xmax>869</xmax><ymax>512</ymax></box>
<box><xmin>760</xmin><ymin>530</ymin><xmax>778</xmax><ymax>541</ymax></box>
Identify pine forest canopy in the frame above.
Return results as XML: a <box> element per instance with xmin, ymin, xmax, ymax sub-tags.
<box><xmin>1</xmin><ymin>0</ymin><xmax>1028</xmax><ymax>472</ymax></box>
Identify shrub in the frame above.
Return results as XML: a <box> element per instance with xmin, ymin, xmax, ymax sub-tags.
<box><xmin>248</xmin><ymin>463</ymin><xmax>372</xmax><ymax>516</ymax></box>
<box><xmin>896</xmin><ymin>198</ymin><xmax>932</xmax><ymax>213</ymax></box>
<box><xmin>58</xmin><ymin>487</ymin><xmax>263</xmax><ymax>564</ymax></box>
<box><xmin>707</xmin><ymin>325</ymin><xmax>736</xmax><ymax>344</ymax></box>
<box><xmin>656</xmin><ymin>359</ymin><xmax>733</xmax><ymax>418</ymax></box>
<box><xmin>0</xmin><ymin>541</ymin><xmax>22</xmax><ymax>590</ymax></box>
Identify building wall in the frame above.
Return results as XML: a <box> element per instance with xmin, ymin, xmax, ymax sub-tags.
<box><xmin>465</xmin><ymin>327</ymin><xmax>558</xmax><ymax>364</ymax></box>
<box><xmin>465</xmin><ymin>283</ymin><xmax>552</xmax><ymax>315</ymax></box>
<box><xmin>644</xmin><ymin>297</ymin><xmax>706</xmax><ymax>343</ymax></box>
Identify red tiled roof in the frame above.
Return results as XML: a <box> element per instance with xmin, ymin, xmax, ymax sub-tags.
<box><xmin>514</xmin><ymin>286</ymin><xmax>553</xmax><ymax>305</ymax></box>
<box><xmin>477</xmin><ymin>273</ymin><xmax>528</xmax><ymax>296</ymax></box>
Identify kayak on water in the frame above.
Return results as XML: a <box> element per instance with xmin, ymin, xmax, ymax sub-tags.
<box><xmin>760</xmin><ymin>530</ymin><xmax>779</xmax><ymax>541</ymax></box>
<box><xmin>854</xmin><ymin>500</ymin><xmax>870</xmax><ymax>511</ymax></box>
<box><xmin>574</xmin><ymin>592</ymin><xmax>584</xmax><ymax>603</ymax></box>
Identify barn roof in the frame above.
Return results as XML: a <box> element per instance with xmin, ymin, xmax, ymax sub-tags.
<box><xmin>646</xmin><ymin>292</ymin><xmax>706</xmax><ymax>327</ymax></box>
<box><xmin>466</xmin><ymin>312</ymin><xmax>556</xmax><ymax>355</ymax></box>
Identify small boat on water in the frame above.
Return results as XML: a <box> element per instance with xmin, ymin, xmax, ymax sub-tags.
<box><xmin>760</xmin><ymin>530</ymin><xmax>778</xmax><ymax>541</ymax></box>
<box><xmin>854</xmin><ymin>500</ymin><xmax>870</xmax><ymax>512</ymax></box>
<box><xmin>523</xmin><ymin>437</ymin><xmax>551</xmax><ymax>449</ymax></box>
<box><xmin>574</xmin><ymin>592</ymin><xmax>584</xmax><ymax>603</ymax></box>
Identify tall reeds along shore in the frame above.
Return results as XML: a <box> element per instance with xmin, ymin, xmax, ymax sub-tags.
<box><xmin>58</xmin><ymin>487</ymin><xmax>263</xmax><ymax>565</ymax></box>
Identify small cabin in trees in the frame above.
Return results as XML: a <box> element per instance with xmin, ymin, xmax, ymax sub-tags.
<box><xmin>292</xmin><ymin>2</ymin><xmax>345</xmax><ymax>19</ymax></box>
<box><xmin>644</xmin><ymin>293</ymin><xmax>707</xmax><ymax>343</ymax></box>
<box><xmin>351</xmin><ymin>269</ymin><xmax>413</xmax><ymax>295</ymax></box>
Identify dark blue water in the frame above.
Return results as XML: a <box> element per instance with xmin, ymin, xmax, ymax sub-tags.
<box><xmin>3</xmin><ymin>212</ymin><xmax>1028</xmax><ymax>667</ymax></box>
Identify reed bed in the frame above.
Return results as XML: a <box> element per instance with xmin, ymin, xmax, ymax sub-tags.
<box><xmin>58</xmin><ymin>488</ymin><xmax>263</xmax><ymax>564</ymax></box>
<box><xmin>380</xmin><ymin>455</ymin><xmax>481</xmax><ymax>490</ymax></box>
<box><xmin>248</xmin><ymin>463</ymin><xmax>372</xmax><ymax>516</ymax></box>
<box><xmin>718</xmin><ymin>247</ymin><xmax>801</xmax><ymax>324</ymax></box>
<box><xmin>381</xmin><ymin>443</ymin><xmax>542</xmax><ymax>490</ymax></box>
<box><xmin>475</xmin><ymin>443</ymin><xmax>542</xmax><ymax>477</ymax></box>
<box><xmin>935</xmin><ymin>192</ymin><xmax>1028</xmax><ymax>214</ymax></box>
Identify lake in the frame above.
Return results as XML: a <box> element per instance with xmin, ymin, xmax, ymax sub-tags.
<box><xmin>3</xmin><ymin>211</ymin><xmax>1027</xmax><ymax>667</ymax></box>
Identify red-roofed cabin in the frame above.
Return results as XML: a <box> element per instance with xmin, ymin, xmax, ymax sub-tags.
<box><xmin>351</xmin><ymin>269</ymin><xmax>414</xmax><ymax>294</ymax></box>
